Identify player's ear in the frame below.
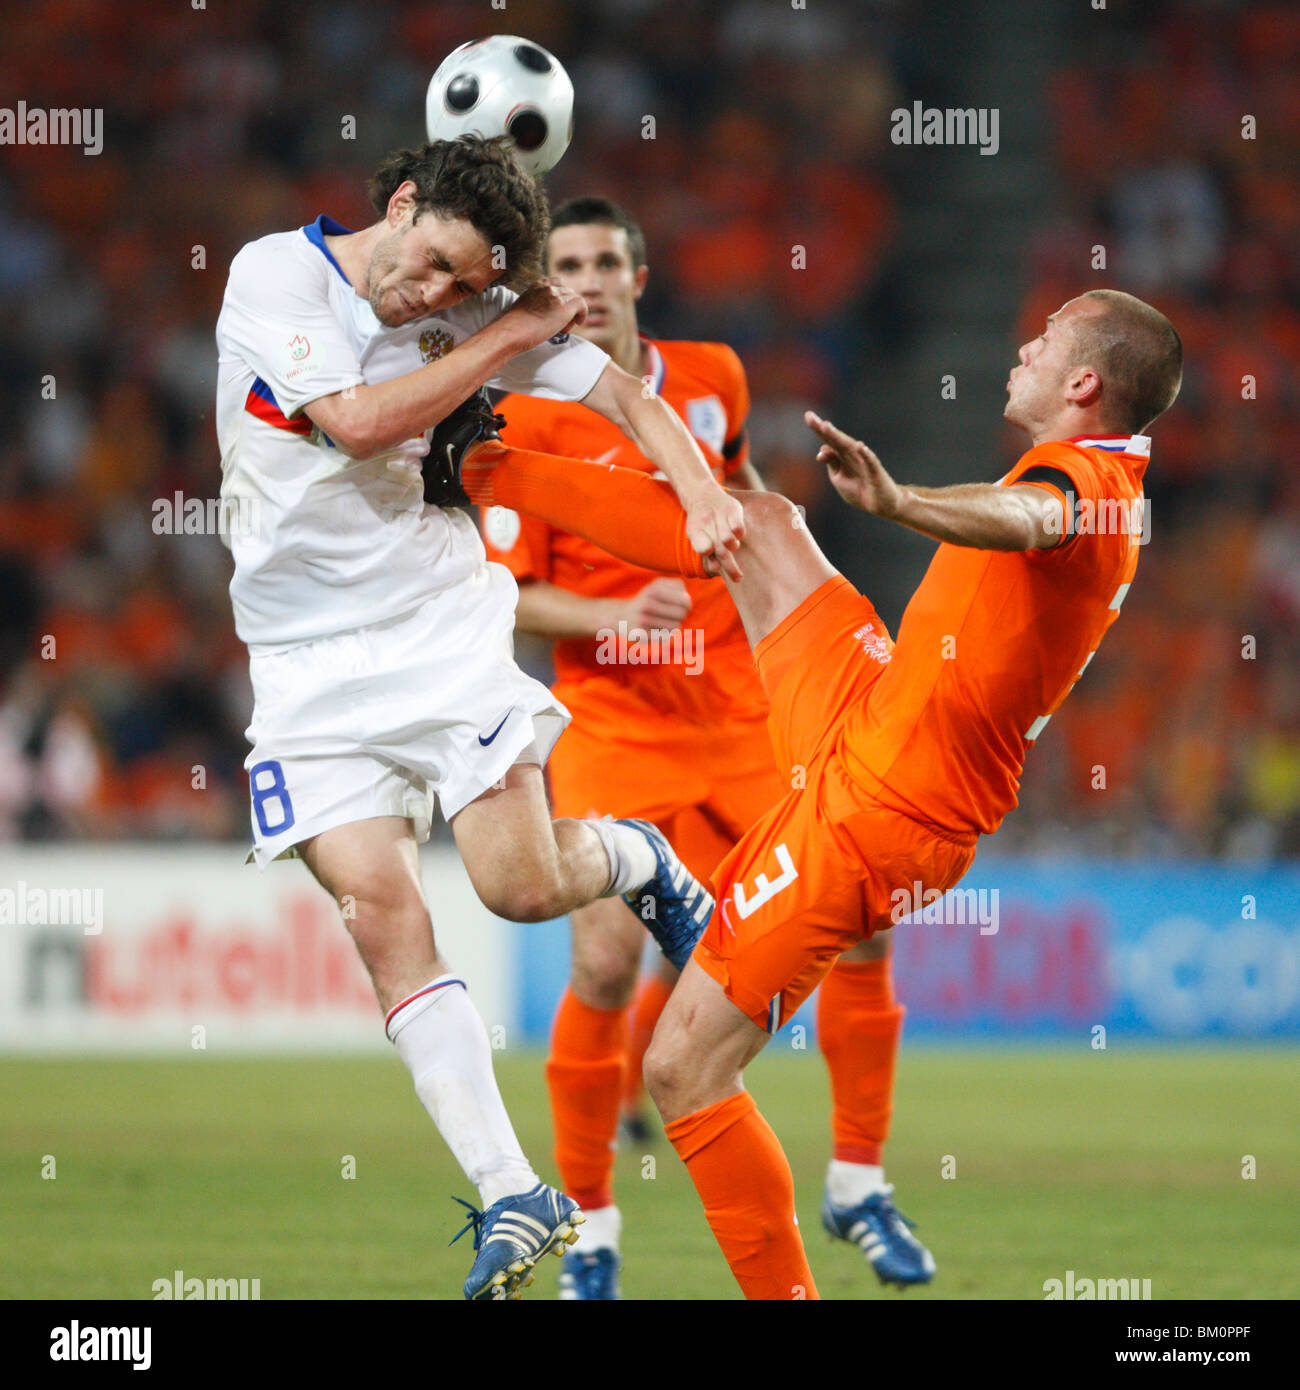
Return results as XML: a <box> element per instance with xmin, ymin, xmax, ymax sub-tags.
<box><xmin>1065</xmin><ymin>365</ymin><xmax>1102</xmax><ymax>409</ymax></box>
<box><xmin>632</xmin><ymin>264</ymin><xmax>649</xmax><ymax>301</ymax></box>
<box><xmin>386</xmin><ymin>180</ymin><xmax>419</xmax><ymax>227</ymax></box>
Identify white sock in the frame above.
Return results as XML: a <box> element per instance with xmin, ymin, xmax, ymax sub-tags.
<box><xmin>826</xmin><ymin>1160</ymin><xmax>889</xmax><ymax>1207</ymax></box>
<box><xmin>387</xmin><ymin>975</ymin><xmax>540</xmax><ymax>1209</ymax></box>
<box><xmin>586</xmin><ymin>818</ymin><xmax>658</xmax><ymax>897</ymax></box>
<box><xmin>577</xmin><ymin>1204</ymin><xmax>621</xmax><ymax>1252</ymax></box>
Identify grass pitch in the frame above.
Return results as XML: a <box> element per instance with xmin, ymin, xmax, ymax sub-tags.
<box><xmin>3</xmin><ymin>1047</ymin><xmax>1296</xmax><ymax>1300</ymax></box>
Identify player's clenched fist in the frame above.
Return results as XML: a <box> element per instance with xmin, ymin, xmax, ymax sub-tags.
<box><xmin>805</xmin><ymin>411</ymin><xmax>905</xmax><ymax>519</ymax></box>
<box><xmin>506</xmin><ymin>279</ymin><xmax>589</xmax><ymax>349</ymax></box>
<box><xmin>683</xmin><ymin>484</ymin><xmax>745</xmax><ymax>581</ymax></box>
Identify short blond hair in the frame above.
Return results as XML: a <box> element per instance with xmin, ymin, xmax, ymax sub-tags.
<box><xmin>1073</xmin><ymin>289</ymin><xmax>1183</xmax><ymax>432</ymax></box>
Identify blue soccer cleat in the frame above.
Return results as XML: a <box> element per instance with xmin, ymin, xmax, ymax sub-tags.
<box><xmin>557</xmin><ymin>1246</ymin><xmax>621</xmax><ymax>1301</ymax></box>
<box><xmin>821</xmin><ymin>1184</ymin><xmax>936</xmax><ymax>1288</ymax></box>
<box><xmin>451</xmin><ymin>1184</ymin><xmax>585</xmax><ymax>1301</ymax></box>
<box><xmin>615</xmin><ymin>818</ymin><xmax>714</xmax><ymax>969</ymax></box>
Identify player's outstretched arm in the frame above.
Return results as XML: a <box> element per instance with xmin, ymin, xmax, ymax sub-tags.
<box><xmin>583</xmin><ymin>363</ymin><xmax>746</xmax><ymax>580</ymax></box>
<box><xmin>806</xmin><ymin>411</ymin><xmax>1062</xmax><ymax>552</ymax></box>
<box><xmin>304</xmin><ymin>282</ymin><xmax>586</xmax><ymax>460</ymax></box>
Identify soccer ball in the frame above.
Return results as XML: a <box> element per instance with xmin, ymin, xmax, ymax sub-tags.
<box><xmin>426</xmin><ymin>36</ymin><xmax>574</xmax><ymax>177</ymax></box>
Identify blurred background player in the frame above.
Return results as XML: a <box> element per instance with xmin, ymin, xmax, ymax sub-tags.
<box><xmin>481</xmin><ymin>198</ymin><xmax>931</xmax><ymax>1298</ymax></box>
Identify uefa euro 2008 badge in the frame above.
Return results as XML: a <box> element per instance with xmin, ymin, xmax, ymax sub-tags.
<box><xmin>279</xmin><ymin>333</ymin><xmax>325</xmax><ymax>385</ymax></box>
<box><xmin>484</xmin><ymin>506</ymin><xmax>521</xmax><ymax>550</ymax></box>
<box><xmin>686</xmin><ymin>395</ymin><xmax>726</xmax><ymax>454</ymax></box>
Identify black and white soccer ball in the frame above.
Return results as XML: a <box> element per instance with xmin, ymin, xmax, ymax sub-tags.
<box><xmin>426</xmin><ymin>36</ymin><xmax>574</xmax><ymax>177</ymax></box>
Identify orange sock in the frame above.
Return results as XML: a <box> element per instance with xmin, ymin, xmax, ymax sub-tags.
<box><xmin>817</xmin><ymin>954</ymin><xmax>906</xmax><ymax>1165</ymax></box>
<box><xmin>545</xmin><ymin>988</ymin><xmax>629</xmax><ymax>1210</ymax></box>
<box><xmin>621</xmin><ymin>972</ymin><xmax>675</xmax><ymax>1114</ymax></box>
<box><xmin>463</xmin><ymin>442</ymin><xmax>709</xmax><ymax>579</ymax></box>
<box><xmin>665</xmin><ymin>1091</ymin><xmax>819</xmax><ymax>1300</ymax></box>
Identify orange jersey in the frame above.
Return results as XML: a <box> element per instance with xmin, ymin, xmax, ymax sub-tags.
<box><xmin>483</xmin><ymin>337</ymin><xmax>766</xmax><ymax>728</ymax></box>
<box><xmin>840</xmin><ymin>434</ymin><xmax>1151</xmax><ymax>836</ymax></box>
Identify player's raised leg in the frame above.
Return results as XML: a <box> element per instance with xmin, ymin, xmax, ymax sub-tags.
<box><xmin>299</xmin><ymin>815</ymin><xmax>582</xmax><ymax>1300</ymax></box>
<box><xmin>470</xmin><ymin>428</ymin><xmax>840</xmax><ymax>633</ymax></box>
<box><xmin>464</xmin><ymin>433</ymin><xmax>718</xmax><ymax>581</ymax></box>
<box><xmin>449</xmin><ymin>760</ymin><xmax>713</xmax><ymax>970</ymax></box>
<box><xmin>715</xmin><ymin>490</ymin><xmax>841</xmax><ymax>647</ymax></box>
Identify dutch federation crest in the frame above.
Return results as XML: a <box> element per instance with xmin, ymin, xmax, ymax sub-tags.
<box><xmin>420</xmin><ymin>327</ymin><xmax>455</xmax><ymax>363</ymax></box>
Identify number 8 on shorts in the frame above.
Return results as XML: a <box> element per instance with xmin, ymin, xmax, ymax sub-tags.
<box><xmin>250</xmin><ymin>759</ymin><xmax>296</xmax><ymax>837</ymax></box>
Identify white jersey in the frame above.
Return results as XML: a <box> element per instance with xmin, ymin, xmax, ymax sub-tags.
<box><xmin>215</xmin><ymin>214</ymin><xmax>608</xmax><ymax>646</ymax></box>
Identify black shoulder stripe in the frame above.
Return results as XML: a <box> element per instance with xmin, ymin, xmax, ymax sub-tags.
<box><xmin>1017</xmin><ymin>465</ymin><xmax>1077</xmax><ymax>495</ymax></box>
<box><xmin>1017</xmin><ymin>465</ymin><xmax>1081</xmax><ymax>541</ymax></box>
<box><xmin>721</xmin><ymin>427</ymin><xmax>747</xmax><ymax>461</ymax></box>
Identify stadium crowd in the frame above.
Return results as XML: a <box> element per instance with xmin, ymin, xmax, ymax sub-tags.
<box><xmin>1009</xmin><ymin>0</ymin><xmax>1300</xmax><ymax>859</ymax></box>
<box><xmin>0</xmin><ymin>0</ymin><xmax>1294</xmax><ymax>859</ymax></box>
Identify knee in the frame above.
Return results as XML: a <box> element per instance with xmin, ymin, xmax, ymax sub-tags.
<box><xmin>738</xmin><ymin>490</ymin><xmax>804</xmax><ymax>548</ymax></box>
<box><xmin>641</xmin><ymin>1037</ymin><xmax>673</xmax><ymax>1107</ymax></box>
<box><xmin>839</xmin><ymin>931</ymin><xmax>892</xmax><ymax>964</ymax></box>
<box><xmin>643</xmin><ymin>1030</ymin><xmax>689</xmax><ymax>1111</ymax></box>
<box><xmin>571</xmin><ymin>935</ymin><xmax>641</xmax><ymax>1010</ymax></box>
<box><xmin>476</xmin><ymin>875</ymin><xmax>566</xmax><ymax>924</ymax></box>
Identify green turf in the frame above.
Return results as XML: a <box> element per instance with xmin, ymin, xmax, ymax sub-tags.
<box><xmin>2</xmin><ymin>1047</ymin><xmax>1297</xmax><ymax>1300</ymax></box>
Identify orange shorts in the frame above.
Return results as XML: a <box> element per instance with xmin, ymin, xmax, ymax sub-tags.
<box><xmin>695</xmin><ymin>576</ymin><xmax>978</xmax><ymax>1032</ymax></box>
<box><xmin>547</xmin><ymin>701</ymin><xmax>786</xmax><ymax>889</ymax></box>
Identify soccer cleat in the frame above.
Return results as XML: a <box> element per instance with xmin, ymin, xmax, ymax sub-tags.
<box><xmin>423</xmin><ymin>388</ymin><xmax>506</xmax><ymax>508</ymax></box>
<box><xmin>821</xmin><ymin>1184</ymin><xmax>936</xmax><ymax>1288</ymax></box>
<box><xmin>557</xmin><ymin>1246</ymin><xmax>621</xmax><ymax>1301</ymax></box>
<box><xmin>615</xmin><ymin>818</ymin><xmax>715</xmax><ymax>970</ymax></box>
<box><xmin>451</xmin><ymin>1183</ymin><xmax>585</xmax><ymax>1301</ymax></box>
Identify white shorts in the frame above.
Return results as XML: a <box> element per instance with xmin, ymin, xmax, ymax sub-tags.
<box><xmin>242</xmin><ymin>562</ymin><xmax>569</xmax><ymax>867</ymax></box>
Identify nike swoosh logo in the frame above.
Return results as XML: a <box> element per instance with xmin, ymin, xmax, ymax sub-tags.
<box><xmin>478</xmin><ymin>712</ymin><xmax>512</xmax><ymax>746</ymax></box>
<box><xmin>587</xmin><ymin>447</ymin><xmax>621</xmax><ymax>466</ymax></box>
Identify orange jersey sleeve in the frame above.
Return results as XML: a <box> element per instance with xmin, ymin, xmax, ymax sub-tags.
<box><xmin>840</xmin><ymin>436</ymin><xmax>1150</xmax><ymax>836</ymax></box>
<box><xmin>480</xmin><ymin>339</ymin><xmax>767</xmax><ymax>728</ymax></box>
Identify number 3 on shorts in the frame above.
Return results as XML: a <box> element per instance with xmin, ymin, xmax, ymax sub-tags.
<box><xmin>250</xmin><ymin>760</ymin><xmax>296</xmax><ymax>836</ymax></box>
<box><xmin>733</xmin><ymin>843</ymin><xmax>799</xmax><ymax>920</ymax></box>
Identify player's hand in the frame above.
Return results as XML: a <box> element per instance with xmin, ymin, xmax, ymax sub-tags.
<box><xmin>683</xmin><ymin>484</ymin><xmax>744</xmax><ymax>581</ymax></box>
<box><xmin>806</xmin><ymin>411</ymin><xmax>905</xmax><ymax>519</ymax></box>
<box><xmin>506</xmin><ymin>279</ymin><xmax>588</xmax><ymax>350</ymax></box>
<box><xmin>619</xmin><ymin>578</ymin><xmax>693</xmax><ymax>631</ymax></box>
